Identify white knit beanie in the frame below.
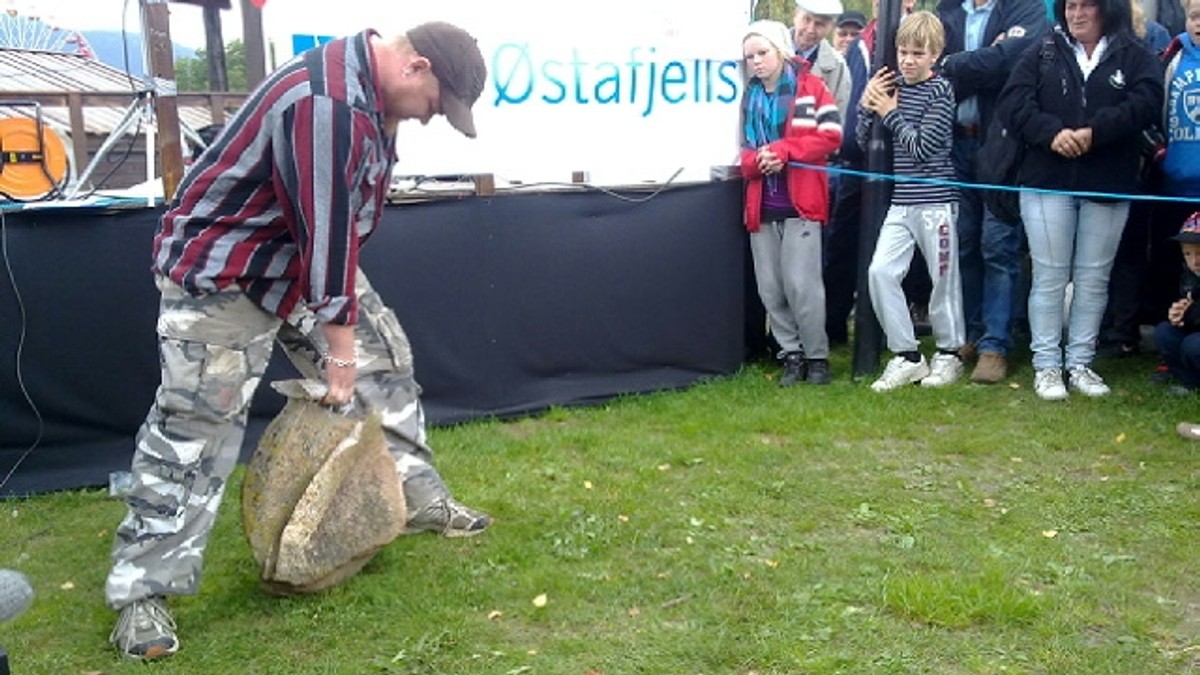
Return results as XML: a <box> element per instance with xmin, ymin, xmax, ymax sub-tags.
<box><xmin>743</xmin><ymin>19</ymin><xmax>795</xmax><ymax>58</ymax></box>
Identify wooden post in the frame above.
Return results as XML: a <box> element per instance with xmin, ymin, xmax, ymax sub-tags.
<box><xmin>207</xmin><ymin>93</ymin><xmax>226</xmax><ymax>125</ymax></box>
<box><xmin>66</xmin><ymin>93</ymin><xmax>89</xmax><ymax>172</ymax></box>
<box><xmin>140</xmin><ymin>0</ymin><xmax>186</xmax><ymax>202</ymax></box>
<box><xmin>241</xmin><ymin>0</ymin><xmax>267</xmax><ymax>89</ymax></box>
<box><xmin>203</xmin><ymin>4</ymin><xmax>228</xmax><ymax>91</ymax></box>
<box><xmin>472</xmin><ymin>174</ymin><xmax>495</xmax><ymax>196</ymax></box>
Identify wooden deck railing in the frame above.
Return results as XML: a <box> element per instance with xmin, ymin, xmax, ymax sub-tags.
<box><xmin>0</xmin><ymin>91</ymin><xmax>248</xmax><ymax>172</ymax></box>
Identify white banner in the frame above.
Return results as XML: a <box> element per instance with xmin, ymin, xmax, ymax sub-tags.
<box><xmin>260</xmin><ymin>0</ymin><xmax>752</xmax><ymax>185</ymax></box>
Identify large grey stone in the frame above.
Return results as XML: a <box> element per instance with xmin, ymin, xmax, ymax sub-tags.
<box><xmin>242</xmin><ymin>381</ymin><xmax>406</xmax><ymax>595</ymax></box>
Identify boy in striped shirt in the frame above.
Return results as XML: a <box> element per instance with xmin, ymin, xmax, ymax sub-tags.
<box><xmin>855</xmin><ymin>10</ymin><xmax>965</xmax><ymax>392</ymax></box>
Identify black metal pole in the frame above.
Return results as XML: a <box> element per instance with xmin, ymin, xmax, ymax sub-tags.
<box><xmin>852</xmin><ymin>0</ymin><xmax>902</xmax><ymax>378</ymax></box>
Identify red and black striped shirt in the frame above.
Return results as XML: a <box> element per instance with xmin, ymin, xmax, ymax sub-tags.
<box><xmin>152</xmin><ymin>30</ymin><xmax>396</xmax><ymax>326</ymax></box>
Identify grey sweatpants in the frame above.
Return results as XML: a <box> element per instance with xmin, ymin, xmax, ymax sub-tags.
<box><xmin>105</xmin><ymin>271</ymin><xmax>449</xmax><ymax>608</ymax></box>
<box><xmin>749</xmin><ymin>217</ymin><xmax>829</xmax><ymax>359</ymax></box>
<box><xmin>868</xmin><ymin>203</ymin><xmax>964</xmax><ymax>353</ymax></box>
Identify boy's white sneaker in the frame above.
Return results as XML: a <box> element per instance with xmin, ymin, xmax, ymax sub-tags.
<box><xmin>1068</xmin><ymin>365</ymin><xmax>1110</xmax><ymax>397</ymax></box>
<box><xmin>871</xmin><ymin>355</ymin><xmax>931</xmax><ymax>392</ymax></box>
<box><xmin>921</xmin><ymin>353</ymin><xmax>964</xmax><ymax>387</ymax></box>
<box><xmin>1034</xmin><ymin>368</ymin><xmax>1068</xmax><ymax>401</ymax></box>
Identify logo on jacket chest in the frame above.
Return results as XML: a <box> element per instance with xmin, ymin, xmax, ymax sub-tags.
<box><xmin>794</xmin><ymin>96</ymin><xmax>816</xmax><ymax>120</ymax></box>
<box><xmin>790</xmin><ymin>95</ymin><xmax>818</xmax><ymax>127</ymax></box>
<box><xmin>1108</xmin><ymin>69</ymin><xmax>1125</xmax><ymax>90</ymax></box>
<box><xmin>1186</xmin><ymin>90</ymin><xmax>1200</xmax><ymax>126</ymax></box>
<box><xmin>1170</xmin><ymin>69</ymin><xmax>1200</xmax><ymax>128</ymax></box>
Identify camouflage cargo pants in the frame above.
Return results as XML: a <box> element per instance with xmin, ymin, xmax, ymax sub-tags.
<box><xmin>105</xmin><ymin>271</ymin><xmax>451</xmax><ymax>608</ymax></box>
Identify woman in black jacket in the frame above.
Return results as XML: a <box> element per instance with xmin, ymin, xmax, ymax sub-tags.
<box><xmin>999</xmin><ymin>0</ymin><xmax>1163</xmax><ymax>401</ymax></box>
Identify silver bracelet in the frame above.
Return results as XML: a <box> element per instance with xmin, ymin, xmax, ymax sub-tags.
<box><xmin>322</xmin><ymin>354</ymin><xmax>357</xmax><ymax>368</ymax></box>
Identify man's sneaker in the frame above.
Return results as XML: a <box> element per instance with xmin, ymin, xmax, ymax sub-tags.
<box><xmin>970</xmin><ymin>351</ymin><xmax>1007</xmax><ymax>384</ymax></box>
<box><xmin>957</xmin><ymin>341</ymin><xmax>978</xmax><ymax>364</ymax></box>
<box><xmin>110</xmin><ymin>596</ymin><xmax>178</xmax><ymax>661</ymax></box>
<box><xmin>921</xmin><ymin>353</ymin><xmax>964</xmax><ymax>387</ymax></box>
<box><xmin>806</xmin><ymin>359</ymin><xmax>832</xmax><ymax>385</ymax></box>
<box><xmin>778</xmin><ymin>352</ymin><xmax>807</xmax><ymax>387</ymax></box>
<box><xmin>871</xmin><ymin>355</ymin><xmax>930</xmax><ymax>392</ymax></box>
<box><xmin>1068</xmin><ymin>365</ymin><xmax>1110</xmax><ymax>397</ymax></box>
<box><xmin>1033</xmin><ymin>368</ymin><xmax>1068</xmax><ymax>401</ymax></box>
<box><xmin>405</xmin><ymin>497</ymin><xmax>492</xmax><ymax>538</ymax></box>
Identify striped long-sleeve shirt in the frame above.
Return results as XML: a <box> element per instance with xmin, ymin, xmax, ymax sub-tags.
<box><xmin>152</xmin><ymin>30</ymin><xmax>395</xmax><ymax>326</ymax></box>
<box><xmin>855</xmin><ymin>74</ymin><xmax>957</xmax><ymax>205</ymax></box>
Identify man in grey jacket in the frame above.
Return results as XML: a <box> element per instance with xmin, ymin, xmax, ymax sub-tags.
<box><xmin>794</xmin><ymin>0</ymin><xmax>853</xmax><ymax>120</ymax></box>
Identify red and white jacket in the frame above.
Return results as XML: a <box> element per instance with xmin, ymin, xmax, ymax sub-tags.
<box><xmin>739</xmin><ymin>60</ymin><xmax>842</xmax><ymax>233</ymax></box>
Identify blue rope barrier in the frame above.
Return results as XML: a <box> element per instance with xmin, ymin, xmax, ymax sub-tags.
<box><xmin>786</xmin><ymin>161</ymin><xmax>1200</xmax><ymax>205</ymax></box>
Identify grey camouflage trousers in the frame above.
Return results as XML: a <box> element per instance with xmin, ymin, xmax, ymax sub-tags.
<box><xmin>105</xmin><ymin>271</ymin><xmax>451</xmax><ymax>608</ymax></box>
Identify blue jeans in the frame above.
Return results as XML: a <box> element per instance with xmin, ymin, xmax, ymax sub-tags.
<box><xmin>1153</xmin><ymin>321</ymin><xmax>1200</xmax><ymax>388</ymax></box>
<box><xmin>1020</xmin><ymin>193</ymin><xmax>1128</xmax><ymax>371</ymax></box>
<box><xmin>952</xmin><ymin>136</ymin><xmax>1022</xmax><ymax>356</ymax></box>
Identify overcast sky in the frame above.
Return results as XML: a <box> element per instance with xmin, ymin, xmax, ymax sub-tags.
<box><xmin>10</xmin><ymin>0</ymin><xmax>246</xmax><ymax>50</ymax></box>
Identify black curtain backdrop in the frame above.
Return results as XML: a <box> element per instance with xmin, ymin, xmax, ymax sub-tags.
<box><xmin>0</xmin><ymin>181</ymin><xmax>748</xmax><ymax>496</ymax></box>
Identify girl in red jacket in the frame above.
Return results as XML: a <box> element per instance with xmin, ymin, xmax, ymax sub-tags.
<box><xmin>740</xmin><ymin>19</ymin><xmax>843</xmax><ymax>386</ymax></box>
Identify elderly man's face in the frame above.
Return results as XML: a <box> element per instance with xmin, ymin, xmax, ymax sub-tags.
<box><xmin>793</xmin><ymin>9</ymin><xmax>836</xmax><ymax>50</ymax></box>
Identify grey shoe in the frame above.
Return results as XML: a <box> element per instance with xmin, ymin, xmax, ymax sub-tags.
<box><xmin>405</xmin><ymin>497</ymin><xmax>492</xmax><ymax>538</ymax></box>
<box><xmin>1068</xmin><ymin>365</ymin><xmax>1110</xmax><ymax>397</ymax></box>
<box><xmin>1033</xmin><ymin>367</ymin><xmax>1068</xmax><ymax>401</ymax></box>
<box><xmin>110</xmin><ymin>596</ymin><xmax>178</xmax><ymax>660</ymax></box>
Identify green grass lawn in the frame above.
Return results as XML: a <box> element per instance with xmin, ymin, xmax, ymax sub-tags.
<box><xmin>2</xmin><ymin>346</ymin><xmax>1198</xmax><ymax>674</ymax></box>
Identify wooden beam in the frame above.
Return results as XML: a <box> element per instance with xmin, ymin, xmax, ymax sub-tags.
<box><xmin>240</xmin><ymin>0</ymin><xmax>267</xmax><ymax>88</ymax></box>
<box><xmin>203</xmin><ymin>5</ymin><xmax>228</xmax><ymax>92</ymax></box>
<box><xmin>141</xmin><ymin>0</ymin><xmax>185</xmax><ymax>201</ymax></box>
<box><xmin>66</xmin><ymin>93</ymin><xmax>89</xmax><ymax>171</ymax></box>
<box><xmin>207</xmin><ymin>93</ymin><xmax>226</xmax><ymax>125</ymax></box>
<box><xmin>472</xmin><ymin>174</ymin><xmax>495</xmax><ymax>196</ymax></box>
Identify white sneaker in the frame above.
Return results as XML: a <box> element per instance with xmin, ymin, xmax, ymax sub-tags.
<box><xmin>1034</xmin><ymin>368</ymin><xmax>1068</xmax><ymax>401</ymax></box>
<box><xmin>871</xmin><ymin>355</ymin><xmax>931</xmax><ymax>392</ymax></box>
<box><xmin>921</xmin><ymin>353</ymin><xmax>964</xmax><ymax>387</ymax></box>
<box><xmin>1068</xmin><ymin>365</ymin><xmax>1110</xmax><ymax>397</ymax></box>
